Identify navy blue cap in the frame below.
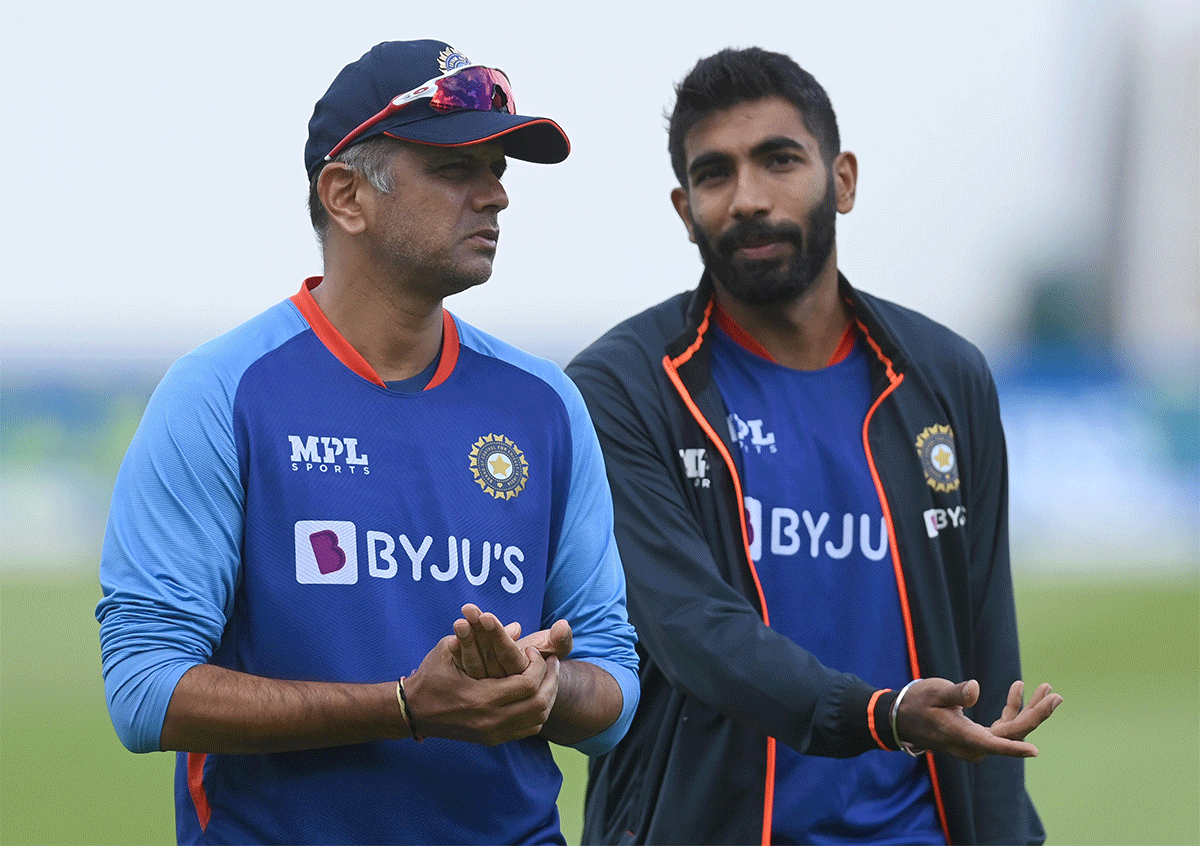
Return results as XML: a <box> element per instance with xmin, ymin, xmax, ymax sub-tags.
<box><xmin>305</xmin><ymin>40</ymin><xmax>570</xmax><ymax>178</ymax></box>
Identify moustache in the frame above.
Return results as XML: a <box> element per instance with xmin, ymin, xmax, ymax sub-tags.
<box><xmin>715</xmin><ymin>220</ymin><xmax>806</xmax><ymax>258</ymax></box>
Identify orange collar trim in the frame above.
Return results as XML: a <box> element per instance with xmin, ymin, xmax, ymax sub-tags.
<box><xmin>289</xmin><ymin>277</ymin><xmax>459</xmax><ymax>390</ymax></box>
<box><xmin>712</xmin><ymin>300</ymin><xmax>857</xmax><ymax>368</ymax></box>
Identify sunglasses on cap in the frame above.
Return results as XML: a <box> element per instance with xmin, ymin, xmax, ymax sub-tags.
<box><xmin>323</xmin><ymin>64</ymin><xmax>517</xmax><ymax>163</ymax></box>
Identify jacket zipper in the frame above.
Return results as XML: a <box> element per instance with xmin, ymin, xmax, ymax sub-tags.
<box><xmin>855</xmin><ymin>317</ymin><xmax>952</xmax><ymax>845</ymax></box>
<box><xmin>662</xmin><ymin>299</ymin><xmax>776</xmax><ymax>846</ymax></box>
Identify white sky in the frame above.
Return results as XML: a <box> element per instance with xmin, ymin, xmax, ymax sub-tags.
<box><xmin>2</xmin><ymin>0</ymin><xmax>1196</xmax><ymax>368</ymax></box>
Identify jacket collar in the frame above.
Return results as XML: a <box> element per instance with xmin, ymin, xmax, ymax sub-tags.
<box><xmin>666</xmin><ymin>270</ymin><xmax>912</xmax><ymax>382</ymax></box>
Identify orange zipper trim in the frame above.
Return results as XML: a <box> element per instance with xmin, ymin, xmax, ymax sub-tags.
<box><xmin>855</xmin><ymin>317</ymin><xmax>951</xmax><ymax>844</ymax></box>
<box><xmin>662</xmin><ymin>299</ymin><xmax>775</xmax><ymax>846</ymax></box>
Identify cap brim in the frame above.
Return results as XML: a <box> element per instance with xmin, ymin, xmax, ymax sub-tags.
<box><xmin>380</xmin><ymin>109</ymin><xmax>570</xmax><ymax>164</ymax></box>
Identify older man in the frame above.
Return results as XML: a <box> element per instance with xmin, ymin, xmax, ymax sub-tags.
<box><xmin>98</xmin><ymin>39</ymin><xmax>637</xmax><ymax>845</ymax></box>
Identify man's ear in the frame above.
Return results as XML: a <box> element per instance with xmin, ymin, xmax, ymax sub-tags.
<box><xmin>833</xmin><ymin>151</ymin><xmax>858</xmax><ymax>214</ymax></box>
<box><xmin>318</xmin><ymin>163</ymin><xmax>369</xmax><ymax>236</ymax></box>
<box><xmin>670</xmin><ymin>186</ymin><xmax>697</xmax><ymax>244</ymax></box>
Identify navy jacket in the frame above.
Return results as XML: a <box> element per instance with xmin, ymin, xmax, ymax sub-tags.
<box><xmin>567</xmin><ymin>273</ymin><xmax>1044</xmax><ymax>846</ymax></box>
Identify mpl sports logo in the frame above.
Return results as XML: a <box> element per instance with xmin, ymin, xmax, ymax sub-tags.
<box><xmin>289</xmin><ymin>435</ymin><xmax>370</xmax><ymax>475</ymax></box>
<box><xmin>728</xmin><ymin>413</ymin><xmax>777</xmax><ymax>454</ymax></box>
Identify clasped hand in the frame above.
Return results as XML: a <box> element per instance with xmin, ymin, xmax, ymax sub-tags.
<box><xmin>400</xmin><ymin>604</ymin><xmax>573</xmax><ymax>746</ymax></box>
<box><xmin>450</xmin><ymin>603</ymin><xmax>574</xmax><ymax>679</ymax></box>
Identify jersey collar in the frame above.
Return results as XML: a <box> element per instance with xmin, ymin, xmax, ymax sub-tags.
<box><xmin>712</xmin><ymin>299</ymin><xmax>856</xmax><ymax>368</ymax></box>
<box><xmin>290</xmin><ymin>277</ymin><xmax>460</xmax><ymax>390</ymax></box>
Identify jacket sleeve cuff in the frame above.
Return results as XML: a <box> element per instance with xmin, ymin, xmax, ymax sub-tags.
<box><xmin>867</xmin><ymin>688</ymin><xmax>901</xmax><ymax>751</ymax></box>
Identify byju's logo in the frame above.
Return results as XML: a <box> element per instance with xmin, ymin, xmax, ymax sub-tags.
<box><xmin>728</xmin><ymin>413</ymin><xmax>777</xmax><ymax>454</ymax></box>
<box><xmin>923</xmin><ymin>506</ymin><xmax>966</xmax><ymax>538</ymax></box>
<box><xmin>679</xmin><ymin>448</ymin><xmax>710</xmax><ymax>488</ymax></box>
<box><xmin>288</xmin><ymin>435</ymin><xmax>370</xmax><ymax>474</ymax></box>
<box><xmin>743</xmin><ymin>496</ymin><xmax>889</xmax><ymax>563</ymax></box>
<box><xmin>295</xmin><ymin>521</ymin><xmax>358</xmax><ymax>583</ymax></box>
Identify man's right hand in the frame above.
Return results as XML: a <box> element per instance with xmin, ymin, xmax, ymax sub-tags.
<box><xmin>896</xmin><ymin>678</ymin><xmax>1063</xmax><ymax>762</ymax></box>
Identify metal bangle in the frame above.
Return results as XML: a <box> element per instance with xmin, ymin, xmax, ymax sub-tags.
<box><xmin>889</xmin><ymin>679</ymin><xmax>929</xmax><ymax>757</ymax></box>
<box><xmin>397</xmin><ymin>676</ymin><xmax>422</xmax><ymax>741</ymax></box>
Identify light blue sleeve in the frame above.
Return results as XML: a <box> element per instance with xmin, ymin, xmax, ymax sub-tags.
<box><xmin>539</xmin><ymin>369</ymin><xmax>640</xmax><ymax>756</ymax></box>
<box><xmin>96</xmin><ymin>350</ymin><xmax>244</xmax><ymax>752</ymax></box>
<box><xmin>96</xmin><ymin>302</ymin><xmax>305</xmax><ymax>753</ymax></box>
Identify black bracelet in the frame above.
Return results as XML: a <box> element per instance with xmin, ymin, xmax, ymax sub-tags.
<box><xmin>396</xmin><ymin>676</ymin><xmax>422</xmax><ymax>741</ymax></box>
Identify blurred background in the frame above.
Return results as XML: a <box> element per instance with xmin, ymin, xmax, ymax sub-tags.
<box><xmin>2</xmin><ymin>1</ymin><xmax>1196</xmax><ymax>844</ymax></box>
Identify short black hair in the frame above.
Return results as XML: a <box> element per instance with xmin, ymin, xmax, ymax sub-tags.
<box><xmin>307</xmin><ymin>137</ymin><xmax>403</xmax><ymax>247</ymax></box>
<box><xmin>667</xmin><ymin>47</ymin><xmax>840</xmax><ymax>187</ymax></box>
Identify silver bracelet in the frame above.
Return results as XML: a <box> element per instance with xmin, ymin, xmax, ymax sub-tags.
<box><xmin>889</xmin><ymin>679</ymin><xmax>929</xmax><ymax>757</ymax></box>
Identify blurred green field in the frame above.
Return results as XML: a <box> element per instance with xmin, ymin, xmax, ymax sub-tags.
<box><xmin>2</xmin><ymin>571</ymin><xmax>1196</xmax><ymax>845</ymax></box>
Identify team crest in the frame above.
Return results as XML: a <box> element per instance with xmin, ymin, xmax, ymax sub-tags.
<box><xmin>438</xmin><ymin>46</ymin><xmax>470</xmax><ymax>73</ymax></box>
<box><xmin>469</xmin><ymin>434</ymin><xmax>529</xmax><ymax>500</ymax></box>
<box><xmin>915</xmin><ymin>424</ymin><xmax>960</xmax><ymax>493</ymax></box>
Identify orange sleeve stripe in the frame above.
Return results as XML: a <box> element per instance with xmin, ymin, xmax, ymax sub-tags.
<box><xmin>187</xmin><ymin>752</ymin><xmax>211</xmax><ymax>832</ymax></box>
<box><xmin>867</xmin><ymin>688</ymin><xmax>892</xmax><ymax>750</ymax></box>
<box><xmin>761</xmin><ymin>737</ymin><xmax>776</xmax><ymax>846</ymax></box>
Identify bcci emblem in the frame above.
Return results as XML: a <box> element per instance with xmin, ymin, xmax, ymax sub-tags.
<box><xmin>915</xmin><ymin>424</ymin><xmax>960</xmax><ymax>493</ymax></box>
<box><xmin>438</xmin><ymin>46</ymin><xmax>470</xmax><ymax>73</ymax></box>
<box><xmin>469</xmin><ymin>434</ymin><xmax>529</xmax><ymax>500</ymax></box>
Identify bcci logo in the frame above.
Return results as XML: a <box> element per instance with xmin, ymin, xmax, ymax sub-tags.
<box><xmin>469</xmin><ymin>434</ymin><xmax>529</xmax><ymax>500</ymax></box>
<box><xmin>915</xmin><ymin>424</ymin><xmax>960</xmax><ymax>493</ymax></box>
<box><xmin>438</xmin><ymin>46</ymin><xmax>470</xmax><ymax>73</ymax></box>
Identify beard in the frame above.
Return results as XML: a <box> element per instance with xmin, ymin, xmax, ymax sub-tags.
<box><xmin>694</xmin><ymin>175</ymin><xmax>837</xmax><ymax>307</ymax></box>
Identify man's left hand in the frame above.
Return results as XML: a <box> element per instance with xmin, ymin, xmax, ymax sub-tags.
<box><xmin>450</xmin><ymin>604</ymin><xmax>572</xmax><ymax>679</ymax></box>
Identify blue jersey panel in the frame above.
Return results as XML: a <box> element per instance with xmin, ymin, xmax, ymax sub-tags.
<box><xmin>227</xmin><ymin>331</ymin><xmax>566</xmax><ymax>681</ymax></box>
<box><xmin>454</xmin><ymin>321</ymin><xmax>640</xmax><ymax>756</ymax></box>
<box><xmin>711</xmin><ymin>327</ymin><xmax>940</xmax><ymax>845</ymax></box>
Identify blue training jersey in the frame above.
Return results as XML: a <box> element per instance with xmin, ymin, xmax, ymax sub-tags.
<box><xmin>97</xmin><ymin>278</ymin><xmax>639</xmax><ymax>845</ymax></box>
<box><xmin>710</xmin><ymin>316</ymin><xmax>940</xmax><ymax>846</ymax></box>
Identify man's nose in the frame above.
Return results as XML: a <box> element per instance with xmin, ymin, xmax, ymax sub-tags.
<box><xmin>729</xmin><ymin>171</ymin><xmax>771</xmax><ymax>220</ymax></box>
<box><xmin>474</xmin><ymin>171</ymin><xmax>509</xmax><ymax>213</ymax></box>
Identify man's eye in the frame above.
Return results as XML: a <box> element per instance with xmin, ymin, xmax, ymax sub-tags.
<box><xmin>768</xmin><ymin>153</ymin><xmax>800</xmax><ymax>167</ymax></box>
<box><xmin>693</xmin><ymin>168</ymin><xmax>727</xmax><ymax>186</ymax></box>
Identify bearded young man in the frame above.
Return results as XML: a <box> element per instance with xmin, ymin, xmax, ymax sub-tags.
<box><xmin>567</xmin><ymin>47</ymin><xmax>1060</xmax><ymax>846</ymax></box>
